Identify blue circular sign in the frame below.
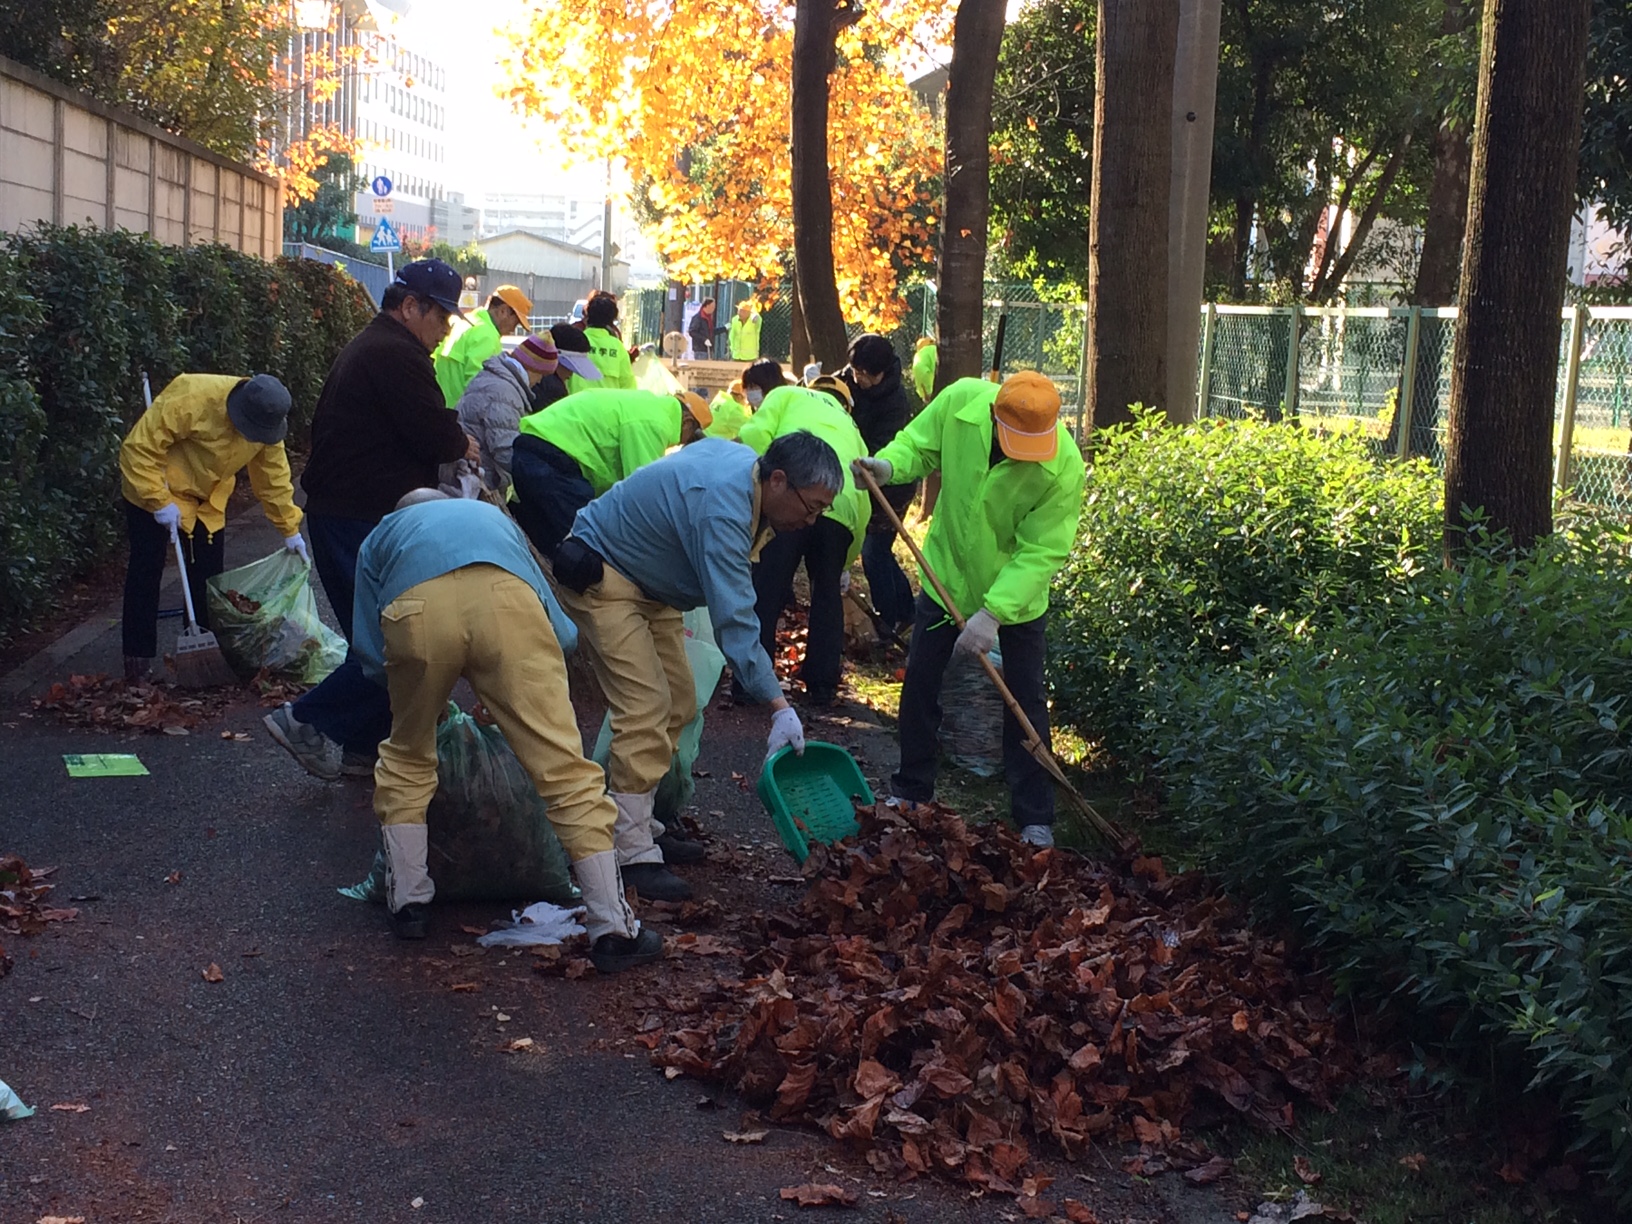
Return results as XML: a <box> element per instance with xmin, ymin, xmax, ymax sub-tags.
<box><xmin>371</xmin><ymin>176</ymin><xmax>393</xmax><ymax>197</ymax></box>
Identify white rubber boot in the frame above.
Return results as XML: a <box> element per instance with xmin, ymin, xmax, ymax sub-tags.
<box><xmin>611</xmin><ymin>790</ymin><xmax>665</xmax><ymax>866</ymax></box>
<box><xmin>381</xmin><ymin>824</ymin><xmax>435</xmax><ymax>912</ymax></box>
<box><xmin>574</xmin><ymin>850</ymin><xmax>639</xmax><ymax>942</ymax></box>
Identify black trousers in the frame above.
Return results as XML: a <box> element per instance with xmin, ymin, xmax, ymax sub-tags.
<box><xmin>510</xmin><ymin>433</ymin><xmax>594</xmax><ymax>562</ymax></box>
<box><xmin>121</xmin><ymin>499</ymin><xmax>224</xmax><ymax>659</ymax></box>
<box><xmin>891</xmin><ymin>591</ymin><xmax>1055</xmax><ymax>827</ymax></box>
<box><xmin>752</xmin><ymin>516</ymin><xmax>851</xmax><ymax>696</ymax></box>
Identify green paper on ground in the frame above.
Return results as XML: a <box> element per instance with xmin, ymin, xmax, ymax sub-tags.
<box><xmin>63</xmin><ymin>753</ymin><xmax>150</xmax><ymax>778</ymax></box>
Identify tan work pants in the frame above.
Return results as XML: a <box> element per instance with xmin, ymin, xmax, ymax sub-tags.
<box><xmin>374</xmin><ymin>565</ymin><xmax>616</xmax><ymax>908</ymax></box>
<box><xmin>553</xmin><ymin>562</ymin><xmax>697</xmax><ymax>795</ymax></box>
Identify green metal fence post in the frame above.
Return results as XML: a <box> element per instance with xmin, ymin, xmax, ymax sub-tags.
<box><xmin>1554</xmin><ymin>302</ymin><xmax>1587</xmax><ymax>503</ymax></box>
<box><xmin>1197</xmin><ymin>303</ymin><xmax>1216</xmax><ymax>417</ymax></box>
<box><xmin>1396</xmin><ymin>306</ymin><xmax>1422</xmax><ymax>460</ymax></box>
<box><xmin>1282</xmin><ymin>304</ymin><xmax>1301</xmax><ymax>418</ymax></box>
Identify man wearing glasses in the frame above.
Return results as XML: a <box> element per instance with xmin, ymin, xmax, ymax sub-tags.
<box><xmin>549</xmin><ymin>432</ymin><xmax>843</xmax><ymax>902</ymax></box>
<box><xmin>264</xmin><ymin>259</ymin><xmax>480</xmax><ymax>781</ymax></box>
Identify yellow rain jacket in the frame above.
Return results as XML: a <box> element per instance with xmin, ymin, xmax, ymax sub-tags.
<box><xmin>876</xmin><ymin>377</ymin><xmax>1083</xmax><ymax>625</ymax></box>
<box><xmin>737</xmin><ymin>385</ymin><xmax>869</xmax><ymax>566</ymax></box>
<box><xmin>119</xmin><ymin>374</ymin><xmax>302</xmax><ymax>539</ymax></box>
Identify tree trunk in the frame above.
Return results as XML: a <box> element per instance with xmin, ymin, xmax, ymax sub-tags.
<box><xmin>1414</xmin><ymin>0</ymin><xmax>1476</xmax><ymax>307</ymax></box>
<box><xmin>1443</xmin><ymin>0</ymin><xmax>1591</xmax><ymax>554</ymax></box>
<box><xmin>1086</xmin><ymin>0</ymin><xmax>1180</xmax><ymax>429</ymax></box>
<box><xmin>790</xmin><ymin>0</ymin><xmax>853</xmax><ymax>373</ymax></box>
<box><xmin>790</xmin><ymin>265</ymin><xmax>811</xmax><ymax>371</ymax></box>
<box><xmin>935</xmin><ymin>0</ymin><xmax>1007</xmax><ymax>395</ymax></box>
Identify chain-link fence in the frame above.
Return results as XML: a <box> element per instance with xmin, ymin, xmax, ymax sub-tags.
<box><xmin>1199</xmin><ymin>304</ymin><xmax>1632</xmax><ymax>515</ymax></box>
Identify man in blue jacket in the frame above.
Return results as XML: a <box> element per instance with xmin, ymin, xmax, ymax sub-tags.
<box><xmin>550</xmin><ymin>432</ymin><xmax>842</xmax><ymax>902</ymax></box>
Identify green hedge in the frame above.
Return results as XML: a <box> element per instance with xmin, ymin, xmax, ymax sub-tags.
<box><xmin>0</xmin><ymin>226</ymin><xmax>374</xmax><ymax>643</ymax></box>
<box><xmin>1048</xmin><ymin>411</ymin><xmax>1442</xmax><ymax>760</ymax></box>
<box><xmin>1046</xmin><ymin>415</ymin><xmax>1632</xmax><ymax>1198</ymax></box>
<box><xmin>1143</xmin><ymin>524</ymin><xmax>1632</xmax><ymax>1198</ymax></box>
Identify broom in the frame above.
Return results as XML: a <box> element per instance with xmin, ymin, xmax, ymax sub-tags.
<box><xmin>167</xmin><ymin>522</ymin><xmax>239</xmax><ymax>688</ymax></box>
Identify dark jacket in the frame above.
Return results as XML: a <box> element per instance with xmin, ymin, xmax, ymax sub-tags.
<box><xmin>688</xmin><ymin>309</ymin><xmax>718</xmax><ymax>357</ymax></box>
<box><xmin>301</xmin><ymin>313</ymin><xmax>469</xmax><ymax>522</ymax></box>
<box><xmin>842</xmin><ymin>356</ymin><xmax>918</xmax><ymax>527</ymax></box>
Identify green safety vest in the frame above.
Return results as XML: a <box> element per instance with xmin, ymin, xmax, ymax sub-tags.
<box><xmin>737</xmin><ymin>385</ymin><xmax>870</xmax><ymax>565</ymax></box>
<box><xmin>516</xmin><ymin>388</ymin><xmax>681</xmax><ymax>495</ymax></box>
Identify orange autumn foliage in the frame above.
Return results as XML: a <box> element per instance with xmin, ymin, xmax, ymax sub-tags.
<box><xmin>501</xmin><ymin>0</ymin><xmax>947</xmax><ymax>331</ymax></box>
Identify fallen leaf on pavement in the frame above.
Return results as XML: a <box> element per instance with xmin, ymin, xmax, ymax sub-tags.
<box><xmin>502</xmin><ymin>1038</ymin><xmax>535</xmax><ymax>1053</ymax></box>
<box><xmin>201</xmin><ymin>963</ymin><xmax>224</xmax><ymax>983</ymax></box>
<box><xmin>724</xmin><ymin>1128</ymin><xmax>770</xmax><ymax>1144</ymax></box>
<box><xmin>1397</xmin><ymin>1152</ymin><xmax>1427</xmax><ymax>1172</ymax></box>
<box><xmin>449</xmin><ymin>982</ymin><xmax>479</xmax><ymax>992</ymax></box>
<box><xmin>1184</xmin><ymin>1156</ymin><xmax>1232</xmax><ymax>1185</ymax></box>
<box><xmin>779</xmin><ymin>1183</ymin><xmax>858</xmax><ymax>1208</ymax></box>
<box><xmin>164</xmin><ymin>870</ymin><xmax>181</xmax><ymax>885</ymax></box>
<box><xmin>50</xmin><ymin>1103</ymin><xmax>91</xmax><ymax>1113</ymax></box>
<box><xmin>1062</xmin><ymin>1202</ymin><xmax>1101</xmax><ymax>1224</ymax></box>
<box><xmin>458</xmin><ymin>925</ymin><xmax>488</xmax><ymax>936</ymax></box>
<box><xmin>38</xmin><ymin>1216</ymin><xmax>87</xmax><ymax>1223</ymax></box>
<box><xmin>1294</xmin><ymin>1155</ymin><xmax>1323</xmax><ymax>1185</ymax></box>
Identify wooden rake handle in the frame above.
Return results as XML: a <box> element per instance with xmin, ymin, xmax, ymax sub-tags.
<box><xmin>855</xmin><ymin>463</ymin><xmax>1132</xmax><ymax>852</ymax></box>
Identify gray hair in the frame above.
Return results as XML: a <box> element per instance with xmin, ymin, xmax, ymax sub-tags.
<box><xmin>759</xmin><ymin>430</ymin><xmax>843</xmax><ymax>495</ymax></box>
<box><xmin>395</xmin><ymin>488</ymin><xmax>451</xmax><ymax>510</ymax></box>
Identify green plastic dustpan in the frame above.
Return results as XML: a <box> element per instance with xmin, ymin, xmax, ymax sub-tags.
<box><xmin>757</xmin><ymin>741</ymin><xmax>874</xmax><ymax>862</ymax></box>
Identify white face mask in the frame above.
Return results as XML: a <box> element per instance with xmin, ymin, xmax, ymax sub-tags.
<box><xmin>746</xmin><ymin>388</ymin><xmax>764</xmax><ymax>408</ymax></box>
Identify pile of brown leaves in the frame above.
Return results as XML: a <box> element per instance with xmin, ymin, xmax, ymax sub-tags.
<box><xmin>648</xmin><ymin>802</ymin><xmax>1355</xmax><ymax>1199</ymax></box>
<box><xmin>33</xmin><ymin>670</ymin><xmax>307</xmax><ymax>733</ymax></box>
<box><xmin>0</xmin><ymin>854</ymin><xmax>77</xmax><ymax>977</ymax></box>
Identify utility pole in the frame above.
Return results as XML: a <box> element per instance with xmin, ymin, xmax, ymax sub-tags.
<box><xmin>600</xmin><ymin>156</ymin><xmax>613</xmax><ymax>294</ymax></box>
<box><xmin>1165</xmin><ymin>0</ymin><xmax>1221</xmax><ymax>422</ymax></box>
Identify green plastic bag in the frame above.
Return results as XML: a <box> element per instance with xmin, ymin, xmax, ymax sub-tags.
<box><xmin>205</xmin><ymin>549</ymin><xmax>346</xmax><ymax>684</ymax></box>
<box><xmin>341</xmin><ymin>705</ymin><xmax>580</xmax><ymax>906</ymax></box>
<box><xmin>591</xmin><ymin>609</ymin><xmax>727</xmax><ymax>821</ymax></box>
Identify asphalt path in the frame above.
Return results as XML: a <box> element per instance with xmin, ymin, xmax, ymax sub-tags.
<box><xmin>0</xmin><ymin>505</ymin><xmax>1230</xmax><ymax>1224</ymax></box>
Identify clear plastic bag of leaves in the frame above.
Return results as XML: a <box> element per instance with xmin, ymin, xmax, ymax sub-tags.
<box><xmin>205</xmin><ymin>550</ymin><xmax>346</xmax><ymax>684</ymax></box>
<box><xmin>940</xmin><ymin>647</ymin><xmax>1005</xmax><ymax>777</ymax></box>
<box><xmin>341</xmin><ymin>704</ymin><xmax>579</xmax><ymax>906</ymax></box>
<box><xmin>591</xmin><ymin>609</ymin><xmax>726</xmax><ymax>822</ymax></box>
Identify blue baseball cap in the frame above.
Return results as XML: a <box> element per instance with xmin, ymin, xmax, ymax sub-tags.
<box><xmin>393</xmin><ymin>258</ymin><xmax>465</xmax><ymax>317</ymax></box>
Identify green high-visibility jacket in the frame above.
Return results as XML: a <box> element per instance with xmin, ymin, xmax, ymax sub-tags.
<box><xmin>705</xmin><ymin>389</ymin><xmax>752</xmax><ymax>441</ymax></box>
<box><xmin>516</xmin><ymin>388</ymin><xmax>681</xmax><ymax>495</ymax></box>
<box><xmin>875</xmin><ymin>377</ymin><xmax>1084</xmax><ymax>626</ymax></box>
<box><xmin>728</xmin><ymin>312</ymin><xmax>762</xmax><ymax>361</ymax></box>
<box><xmin>567</xmin><ymin>325</ymin><xmax>636</xmax><ymax>393</ymax></box>
<box><xmin>433</xmin><ymin>308</ymin><xmax>502</xmax><ymax>407</ymax></box>
<box><xmin>737</xmin><ymin>385</ymin><xmax>870</xmax><ymax>566</ymax></box>
<box><xmin>911</xmin><ymin>342</ymin><xmax>938</xmax><ymax>404</ymax></box>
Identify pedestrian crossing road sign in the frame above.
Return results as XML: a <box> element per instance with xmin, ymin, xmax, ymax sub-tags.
<box><xmin>370</xmin><ymin>218</ymin><xmax>402</xmax><ymax>253</ymax></box>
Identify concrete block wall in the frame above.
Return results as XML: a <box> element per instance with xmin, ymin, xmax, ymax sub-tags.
<box><xmin>0</xmin><ymin>54</ymin><xmax>281</xmax><ymax>257</ymax></box>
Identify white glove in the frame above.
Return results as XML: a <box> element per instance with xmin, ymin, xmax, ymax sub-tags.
<box><xmin>153</xmin><ymin>503</ymin><xmax>181</xmax><ymax>530</ymax></box>
<box><xmin>284</xmin><ymin>533</ymin><xmax>310</xmax><ymax>564</ymax></box>
<box><xmin>954</xmin><ymin>608</ymin><xmax>999</xmax><ymax>659</ymax></box>
<box><xmin>839</xmin><ymin>570</ymin><xmax>852</xmax><ymax>595</ymax></box>
<box><xmin>765</xmin><ymin>705</ymin><xmax>806</xmax><ymax>761</ymax></box>
<box><xmin>852</xmin><ymin>456</ymin><xmax>893</xmax><ymax>485</ymax></box>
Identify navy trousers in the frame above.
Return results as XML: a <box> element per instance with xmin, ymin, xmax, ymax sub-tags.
<box><xmin>891</xmin><ymin>592</ymin><xmax>1055</xmax><ymax>827</ymax></box>
<box><xmin>292</xmin><ymin>512</ymin><xmax>392</xmax><ymax>755</ymax></box>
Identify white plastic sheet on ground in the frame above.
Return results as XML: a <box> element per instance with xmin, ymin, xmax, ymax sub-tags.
<box><xmin>475</xmin><ymin>900</ymin><xmax>587</xmax><ymax>947</ymax></box>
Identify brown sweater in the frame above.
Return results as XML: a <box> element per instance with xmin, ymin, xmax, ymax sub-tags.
<box><xmin>301</xmin><ymin>313</ymin><xmax>468</xmax><ymax>522</ymax></box>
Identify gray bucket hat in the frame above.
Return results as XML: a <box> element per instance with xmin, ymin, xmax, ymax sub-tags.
<box><xmin>226</xmin><ymin>374</ymin><xmax>291</xmax><ymax>444</ymax></box>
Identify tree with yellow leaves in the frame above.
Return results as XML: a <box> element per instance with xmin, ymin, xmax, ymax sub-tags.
<box><xmin>501</xmin><ymin>0</ymin><xmax>947</xmax><ymax>352</ymax></box>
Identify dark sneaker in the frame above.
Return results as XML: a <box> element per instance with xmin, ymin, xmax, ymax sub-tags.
<box><xmin>341</xmin><ymin>750</ymin><xmax>377</xmax><ymax>778</ymax></box>
<box><xmin>262</xmin><ymin>703</ymin><xmax>343</xmax><ymax>781</ymax></box>
<box><xmin>390</xmin><ymin>903</ymin><xmax>429</xmax><ymax>940</ymax></box>
<box><xmin>621</xmin><ymin>862</ymin><xmax>692</xmax><ymax>902</ymax></box>
<box><xmin>590</xmin><ymin>926</ymin><xmax>664</xmax><ymax>973</ymax></box>
<box><xmin>801</xmin><ymin>686</ymin><xmax>837</xmax><ymax>708</ymax></box>
<box><xmin>656</xmin><ymin>828</ymin><xmax>707</xmax><ymax>864</ymax></box>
